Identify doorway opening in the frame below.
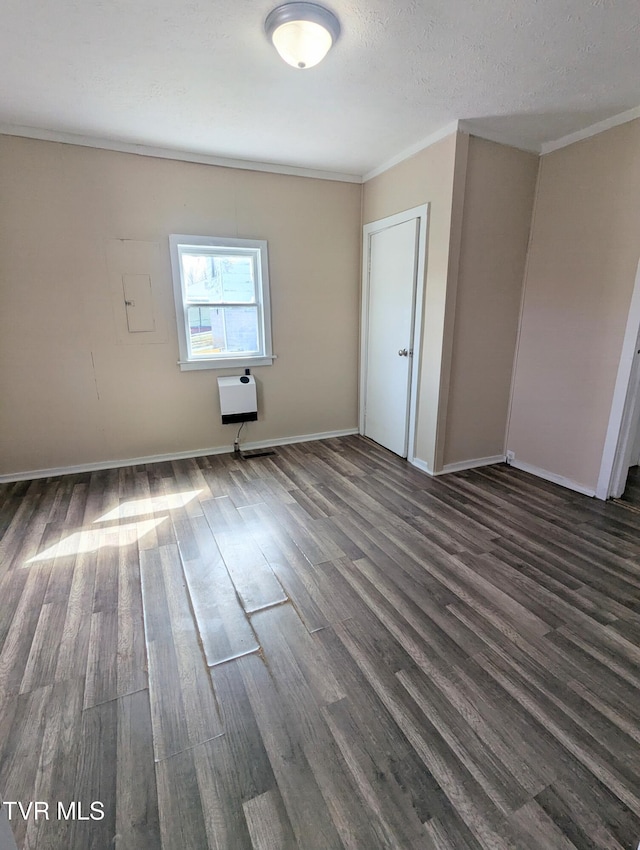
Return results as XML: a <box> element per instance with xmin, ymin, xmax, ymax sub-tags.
<box><xmin>597</xmin><ymin>258</ymin><xmax>640</xmax><ymax>501</ymax></box>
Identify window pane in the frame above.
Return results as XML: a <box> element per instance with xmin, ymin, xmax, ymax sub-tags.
<box><xmin>187</xmin><ymin>305</ymin><xmax>259</xmax><ymax>356</ymax></box>
<box><xmin>224</xmin><ymin>306</ymin><xmax>259</xmax><ymax>352</ymax></box>
<box><xmin>181</xmin><ymin>252</ymin><xmax>256</xmax><ymax>303</ymax></box>
<box><xmin>181</xmin><ymin>254</ymin><xmax>222</xmax><ymax>301</ymax></box>
<box><xmin>219</xmin><ymin>255</ymin><xmax>256</xmax><ymax>303</ymax></box>
<box><xmin>187</xmin><ymin>306</ymin><xmax>225</xmax><ymax>355</ymax></box>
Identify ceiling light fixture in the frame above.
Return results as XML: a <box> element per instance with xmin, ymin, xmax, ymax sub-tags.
<box><xmin>265</xmin><ymin>2</ymin><xmax>340</xmax><ymax>70</ymax></box>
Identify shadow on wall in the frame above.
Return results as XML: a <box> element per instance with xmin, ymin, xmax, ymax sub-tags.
<box><xmin>461</xmin><ymin>105</ymin><xmax>634</xmax><ymax>151</ymax></box>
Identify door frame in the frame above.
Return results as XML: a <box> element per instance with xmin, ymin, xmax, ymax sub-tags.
<box><xmin>596</xmin><ymin>257</ymin><xmax>640</xmax><ymax>499</ymax></box>
<box><xmin>359</xmin><ymin>205</ymin><xmax>429</xmax><ymax>462</ymax></box>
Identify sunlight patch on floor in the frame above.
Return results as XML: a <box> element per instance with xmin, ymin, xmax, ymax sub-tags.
<box><xmin>95</xmin><ymin>489</ymin><xmax>202</xmax><ymax>523</ymax></box>
<box><xmin>25</xmin><ymin>517</ymin><xmax>167</xmax><ymax>564</ymax></box>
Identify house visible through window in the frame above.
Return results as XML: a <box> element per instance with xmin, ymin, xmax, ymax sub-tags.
<box><xmin>169</xmin><ymin>235</ymin><xmax>274</xmax><ymax>370</ymax></box>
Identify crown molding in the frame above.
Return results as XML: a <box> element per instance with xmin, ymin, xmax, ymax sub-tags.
<box><xmin>540</xmin><ymin>105</ymin><xmax>640</xmax><ymax>155</ymax></box>
<box><xmin>4</xmin><ymin>105</ymin><xmax>640</xmax><ymax>183</ymax></box>
<box><xmin>457</xmin><ymin>121</ymin><xmax>539</xmax><ymax>154</ymax></box>
<box><xmin>362</xmin><ymin>121</ymin><xmax>460</xmax><ymax>182</ymax></box>
<box><xmin>0</xmin><ymin>123</ymin><xmax>363</xmax><ymax>184</ymax></box>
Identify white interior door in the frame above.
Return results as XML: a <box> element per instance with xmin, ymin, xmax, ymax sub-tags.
<box><xmin>363</xmin><ymin>218</ymin><xmax>419</xmax><ymax>457</ymax></box>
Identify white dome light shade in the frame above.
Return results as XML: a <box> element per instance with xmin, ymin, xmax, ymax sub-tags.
<box><xmin>265</xmin><ymin>3</ymin><xmax>340</xmax><ymax>70</ymax></box>
<box><xmin>272</xmin><ymin>20</ymin><xmax>333</xmax><ymax>69</ymax></box>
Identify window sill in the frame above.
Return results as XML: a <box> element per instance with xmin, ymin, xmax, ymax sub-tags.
<box><xmin>178</xmin><ymin>355</ymin><xmax>276</xmax><ymax>371</ymax></box>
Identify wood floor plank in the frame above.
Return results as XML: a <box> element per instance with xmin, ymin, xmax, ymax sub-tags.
<box><xmin>289</xmin><ymin>485</ymin><xmax>332</xmax><ymax>519</ymax></box>
<box><xmin>475</xmin><ymin>648</ymin><xmax>640</xmax><ymax>817</ymax></box>
<box><xmin>170</xmin><ymin>459</ymin><xmax>207</xmax><ymax>520</ymax></box>
<box><xmin>117</xmin><ymin>545</ymin><xmax>148</xmax><ymax>696</ymax></box>
<box><xmin>238</xmin><ymin>502</ymin><xmax>331</xmax><ymax>633</ymax></box>
<box><xmin>64</xmin><ymin>481</ymin><xmax>89</xmax><ymax>528</ymax></box>
<box><xmin>544</xmin><ymin>630</ymin><xmax>640</xmax><ymax>727</ymax></box>
<box><xmin>487</xmin><ymin>541</ymin><xmax>622</xmax><ymax>626</ymax></box>
<box><xmin>40</xmin><ymin>524</ymin><xmax>77</xmax><ymax>606</ymax></box>
<box><xmin>535</xmin><ymin>762</ymin><xmax>640</xmax><ymax>850</ymax></box>
<box><xmin>437</xmin><ymin>657</ymin><xmax>560</xmax><ymax>795</ymax></box>
<box><xmin>20</xmin><ymin>678</ymin><xmax>84</xmax><ymax>850</ymax></box>
<box><xmin>83</xmin><ymin>608</ymin><xmax>119</xmax><ymax>709</ymax></box>
<box><xmin>423</xmin><ymin>800</ymin><xmax>487</xmax><ymax>850</ymax></box>
<box><xmin>19</xmin><ymin>601</ymin><xmax>67</xmax><ymax>694</ymax></box>
<box><xmin>174</xmin><ymin>513</ymin><xmax>259</xmax><ymax>666</ymax></box>
<box><xmin>435</xmin><ymin>476</ymin><xmax>639</xmax><ymax>589</ymax></box>
<box><xmin>250</xmin><ymin>604</ymin><xmax>345</xmax><ymax>710</ymax></box>
<box><xmin>92</xmin><ymin>532</ymin><xmax>119</xmax><ymax>613</ymax></box>
<box><xmin>330</xmin><ymin>555</ymin><xmax>473</xmax><ymax>678</ymax></box>
<box><xmin>333</xmin><ymin>616</ymin><xmax>520</xmax><ymax>850</ymax></box>
<box><xmin>357</xmin><ymin>516</ymin><xmax>552</xmax><ymax>640</ymax></box>
<box><xmin>315</xmin><ymin>624</ymin><xmax>448</xmax><ymax>812</ymax></box>
<box><xmin>316</xmin><ymin>622</ymin><xmax>447</xmax><ymax>823</ymax></box>
<box><xmin>139</xmin><ymin>545</ymin><xmax>223</xmax><ymax>761</ymax></box>
<box><xmin>236</xmin><ymin>653</ymin><xmax>346</xmax><ymax>850</ymax></box>
<box><xmin>349</xmin><ymin>553</ymin><xmax>490</xmax><ymax>659</ymax></box>
<box><xmin>259</xmin><ymin>451</ymin><xmax>322</xmax><ymax>492</ymax></box>
<box><xmin>370</xmin><ymin>470</ymin><xmax>500</xmax><ymax>549</ymax></box>
<box><xmin>115</xmin><ymin>689</ymin><xmax>161</xmax><ymax>850</ymax></box>
<box><xmin>85</xmin><ymin>468</ymin><xmax>120</xmax><ymax>525</ymax></box>
<box><xmin>323</xmin><ymin>696</ymin><xmax>439</xmax><ymax>850</ymax></box>
<box><xmin>146</xmin><ymin>661</ymin><xmax>262</xmax><ymax>850</ymax></box>
<box><xmin>0</xmin><ymin>495</ymin><xmax>47</xmax><ymax>574</ymax></box>
<box><xmin>509</xmin><ymin>799</ymin><xmax>582</xmax><ymax>850</ymax></box>
<box><xmin>396</xmin><ymin>667</ymin><xmax>532</xmax><ymax>816</ymax></box>
<box><xmin>243</xmin><ymin>789</ymin><xmax>298</xmax><ymax>850</ymax></box>
<box><xmin>191</xmin><ymin>734</ymin><xmax>257</xmax><ymax>849</ymax></box>
<box><xmin>0</xmin><ymin>569</ymin><xmax>31</xmax><ymax>659</ymax></box>
<box><xmin>54</xmin><ymin>550</ymin><xmax>98</xmax><ymax>683</ymax></box>
<box><xmin>0</xmin><ymin>564</ymin><xmax>52</xmax><ymax>696</ymax></box>
<box><xmin>210</xmin><ymin>660</ymin><xmax>278</xmax><ymax>803</ymax></box>
<box><xmin>68</xmin><ymin>698</ymin><xmax>118</xmax><ymax>849</ymax></box>
<box><xmin>534</xmin><ymin>783</ymin><xmax>626</xmax><ymax>850</ymax></box>
<box><xmin>154</xmin><ymin>747</ymin><xmax>210</xmax><ymax>849</ymax></box>
<box><xmin>0</xmin><ymin>684</ymin><xmax>56</xmax><ymax>849</ymax></box>
<box><xmin>478</xmin><ymin>628</ymin><xmax>640</xmax><ymax>771</ymax></box>
<box><xmin>454</xmin><ymin>550</ymin><xmax>582</xmax><ymax>631</ymax></box>
<box><xmin>202</xmin><ymin>497</ymin><xmax>287</xmax><ymax>613</ymax></box>
<box><xmin>260</xmin><ymin>497</ymin><xmax>346</xmax><ymax>565</ymax></box>
<box><xmin>554</xmin><ymin>623</ymin><xmax>640</xmax><ymax>691</ymax></box>
<box><xmin>326</xmin><ymin>513</ymin><xmax>458</xmax><ymax>608</ymax></box>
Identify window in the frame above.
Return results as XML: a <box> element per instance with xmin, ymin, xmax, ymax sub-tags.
<box><xmin>169</xmin><ymin>235</ymin><xmax>274</xmax><ymax>370</ymax></box>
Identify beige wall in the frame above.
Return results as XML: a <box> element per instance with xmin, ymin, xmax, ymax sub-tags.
<box><xmin>0</xmin><ymin>136</ymin><xmax>362</xmax><ymax>476</ymax></box>
<box><xmin>362</xmin><ymin>132</ymin><xmax>463</xmax><ymax>470</ymax></box>
<box><xmin>508</xmin><ymin>119</ymin><xmax>640</xmax><ymax>491</ymax></box>
<box><xmin>444</xmin><ymin>137</ymin><xmax>538</xmax><ymax>465</ymax></box>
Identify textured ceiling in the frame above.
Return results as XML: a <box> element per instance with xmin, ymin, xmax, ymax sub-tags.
<box><xmin>1</xmin><ymin>0</ymin><xmax>640</xmax><ymax>175</ymax></box>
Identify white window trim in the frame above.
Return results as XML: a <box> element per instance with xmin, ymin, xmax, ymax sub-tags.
<box><xmin>169</xmin><ymin>234</ymin><xmax>274</xmax><ymax>371</ymax></box>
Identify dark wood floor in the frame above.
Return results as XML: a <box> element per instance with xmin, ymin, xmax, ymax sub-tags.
<box><xmin>1</xmin><ymin>435</ymin><xmax>639</xmax><ymax>850</ymax></box>
<box><xmin>621</xmin><ymin>464</ymin><xmax>640</xmax><ymax>508</ymax></box>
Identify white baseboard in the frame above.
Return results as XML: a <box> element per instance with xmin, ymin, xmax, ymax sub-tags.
<box><xmin>441</xmin><ymin>454</ymin><xmax>506</xmax><ymax>474</ymax></box>
<box><xmin>508</xmin><ymin>459</ymin><xmax>596</xmax><ymax>498</ymax></box>
<box><xmin>408</xmin><ymin>457</ymin><xmax>434</xmax><ymax>475</ymax></box>
<box><xmin>0</xmin><ymin>428</ymin><xmax>359</xmax><ymax>483</ymax></box>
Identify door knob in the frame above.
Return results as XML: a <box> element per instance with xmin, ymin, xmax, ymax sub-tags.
<box><xmin>398</xmin><ymin>348</ymin><xmax>408</xmax><ymax>357</ymax></box>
